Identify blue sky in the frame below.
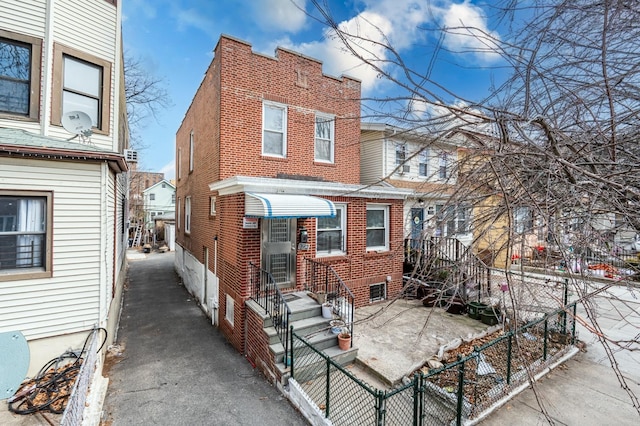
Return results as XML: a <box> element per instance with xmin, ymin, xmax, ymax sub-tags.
<box><xmin>122</xmin><ymin>0</ymin><xmax>506</xmax><ymax>179</ymax></box>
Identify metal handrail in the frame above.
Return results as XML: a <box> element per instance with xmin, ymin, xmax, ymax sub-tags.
<box><xmin>404</xmin><ymin>237</ymin><xmax>493</xmax><ymax>301</ymax></box>
<box><xmin>249</xmin><ymin>262</ymin><xmax>292</xmax><ymax>357</ymax></box>
<box><xmin>304</xmin><ymin>258</ymin><xmax>355</xmax><ymax>345</ymax></box>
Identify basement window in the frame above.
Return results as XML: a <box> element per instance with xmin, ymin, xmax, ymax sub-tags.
<box><xmin>369</xmin><ymin>282</ymin><xmax>386</xmax><ymax>302</ymax></box>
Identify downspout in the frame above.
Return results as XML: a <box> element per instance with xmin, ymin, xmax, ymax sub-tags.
<box><xmin>41</xmin><ymin>0</ymin><xmax>55</xmax><ymax>136</ymax></box>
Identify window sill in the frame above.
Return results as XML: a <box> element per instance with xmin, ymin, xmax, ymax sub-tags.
<box><xmin>315</xmin><ymin>253</ymin><xmax>348</xmax><ymax>262</ymax></box>
<box><xmin>364</xmin><ymin>250</ymin><xmax>390</xmax><ymax>258</ymax></box>
<box><xmin>0</xmin><ymin>269</ymin><xmax>51</xmax><ymax>282</ymax></box>
<box><xmin>313</xmin><ymin>161</ymin><xmax>336</xmax><ymax>167</ymax></box>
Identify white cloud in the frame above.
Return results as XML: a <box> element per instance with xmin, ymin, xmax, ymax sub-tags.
<box><xmin>251</xmin><ymin>0</ymin><xmax>308</xmax><ymax>33</ymax></box>
<box><xmin>281</xmin><ymin>0</ymin><xmax>501</xmax><ymax>94</ymax></box>
<box><xmin>159</xmin><ymin>160</ymin><xmax>175</xmax><ymax>181</ymax></box>
<box><xmin>440</xmin><ymin>1</ymin><xmax>501</xmax><ymax>63</ymax></box>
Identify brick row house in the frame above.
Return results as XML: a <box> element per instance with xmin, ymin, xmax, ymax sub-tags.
<box><xmin>174</xmin><ymin>36</ymin><xmax>411</xmax><ymax>363</ymax></box>
<box><xmin>0</xmin><ymin>0</ymin><xmax>129</xmax><ymax>387</ymax></box>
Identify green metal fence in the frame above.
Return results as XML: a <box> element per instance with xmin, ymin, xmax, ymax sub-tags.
<box><xmin>290</xmin><ymin>301</ymin><xmax>577</xmax><ymax>425</ymax></box>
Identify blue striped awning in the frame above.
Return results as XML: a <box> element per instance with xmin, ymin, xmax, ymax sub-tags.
<box><xmin>245</xmin><ymin>192</ymin><xmax>336</xmax><ymax>218</ymax></box>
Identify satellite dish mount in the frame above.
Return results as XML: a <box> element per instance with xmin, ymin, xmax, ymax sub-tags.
<box><xmin>62</xmin><ymin>111</ymin><xmax>93</xmax><ymax>144</ymax></box>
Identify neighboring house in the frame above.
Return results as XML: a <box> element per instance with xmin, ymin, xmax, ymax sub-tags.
<box><xmin>360</xmin><ymin>123</ymin><xmax>472</xmax><ymax>246</ymax></box>
<box><xmin>142</xmin><ymin>179</ymin><xmax>175</xmax><ymax>244</ymax></box>
<box><xmin>129</xmin><ymin>168</ymin><xmax>164</xmax><ymax>226</ymax></box>
<box><xmin>0</xmin><ymin>0</ymin><xmax>129</xmax><ymax>379</ymax></box>
<box><xmin>174</xmin><ymin>35</ymin><xmax>411</xmax><ymax>357</ymax></box>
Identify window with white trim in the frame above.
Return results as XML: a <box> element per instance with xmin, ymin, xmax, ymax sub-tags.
<box><xmin>225</xmin><ymin>294</ymin><xmax>234</xmax><ymax>326</ymax></box>
<box><xmin>436</xmin><ymin>204</ymin><xmax>472</xmax><ymax>236</ymax></box>
<box><xmin>0</xmin><ymin>191</ymin><xmax>52</xmax><ymax>281</ymax></box>
<box><xmin>210</xmin><ymin>196</ymin><xmax>216</xmax><ymax>216</ymax></box>
<box><xmin>177</xmin><ymin>197</ymin><xmax>181</xmax><ymax>229</ymax></box>
<box><xmin>185</xmin><ymin>196</ymin><xmax>191</xmax><ymax>234</ymax></box>
<box><xmin>262</xmin><ymin>102</ymin><xmax>287</xmax><ymax>157</ymax></box>
<box><xmin>189</xmin><ymin>131</ymin><xmax>194</xmax><ymax>172</ymax></box>
<box><xmin>514</xmin><ymin>206</ymin><xmax>533</xmax><ymax>233</ymax></box>
<box><xmin>0</xmin><ymin>31</ymin><xmax>42</xmax><ymax>119</ymax></box>
<box><xmin>370</xmin><ymin>282</ymin><xmax>386</xmax><ymax>302</ymax></box>
<box><xmin>315</xmin><ymin>114</ymin><xmax>334</xmax><ymax>162</ymax></box>
<box><xmin>419</xmin><ymin>149</ymin><xmax>429</xmax><ymax>177</ymax></box>
<box><xmin>439</xmin><ymin>152</ymin><xmax>449</xmax><ymax>179</ymax></box>
<box><xmin>177</xmin><ymin>148</ymin><xmax>182</xmax><ymax>180</ymax></box>
<box><xmin>395</xmin><ymin>144</ymin><xmax>406</xmax><ymax>166</ymax></box>
<box><xmin>366</xmin><ymin>204</ymin><xmax>389</xmax><ymax>251</ymax></box>
<box><xmin>317</xmin><ymin>204</ymin><xmax>346</xmax><ymax>255</ymax></box>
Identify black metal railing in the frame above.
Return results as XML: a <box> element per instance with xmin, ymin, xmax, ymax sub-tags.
<box><xmin>404</xmin><ymin>237</ymin><xmax>493</xmax><ymax>302</ymax></box>
<box><xmin>249</xmin><ymin>262</ymin><xmax>292</xmax><ymax>357</ymax></box>
<box><xmin>304</xmin><ymin>258</ymin><xmax>355</xmax><ymax>345</ymax></box>
<box><xmin>289</xmin><ymin>301</ymin><xmax>578</xmax><ymax>425</ymax></box>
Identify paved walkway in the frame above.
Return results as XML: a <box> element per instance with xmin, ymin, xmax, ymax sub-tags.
<box><xmin>102</xmin><ymin>251</ymin><xmax>307</xmax><ymax>425</ymax></box>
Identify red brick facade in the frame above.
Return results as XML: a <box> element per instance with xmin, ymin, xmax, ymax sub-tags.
<box><xmin>175</xmin><ymin>35</ymin><xmax>406</xmax><ymax>355</ymax></box>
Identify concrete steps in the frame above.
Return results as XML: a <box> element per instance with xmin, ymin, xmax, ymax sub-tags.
<box><xmin>265</xmin><ymin>291</ymin><xmax>357</xmax><ymax>381</ymax></box>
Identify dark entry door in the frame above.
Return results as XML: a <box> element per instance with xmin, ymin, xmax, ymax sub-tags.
<box><xmin>410</xmin><ymin>208</ymin><xmax>424</xmax><ymax>248</ymax></box>
<box><xmin>261</xmin><ymin>218</ymin><xmax>296</xmax><ymax>288</ymax></box>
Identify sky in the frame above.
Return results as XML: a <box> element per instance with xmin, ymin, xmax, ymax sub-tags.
<box><xmin>122</xmin><ymin>0</ymin><xmax>507</xmax><ymax>180</ymax></box>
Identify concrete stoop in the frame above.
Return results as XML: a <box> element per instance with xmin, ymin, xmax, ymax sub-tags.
<box><xmin>262</xmin><ymin>291</ymin><xmax>358</xmax><ymax>384</ymax></box>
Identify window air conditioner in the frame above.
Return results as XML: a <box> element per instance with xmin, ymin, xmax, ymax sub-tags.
<box><xmin>124</xmin><ymin>149</ymin><xmax>138</xmax><ymax>162</ymax></box>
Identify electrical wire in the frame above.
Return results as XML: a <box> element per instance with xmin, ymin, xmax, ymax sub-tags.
<box><xmin>7</xmin><ymin>327</ymin><xmax>107</xmax><ymax>416</ymax></box>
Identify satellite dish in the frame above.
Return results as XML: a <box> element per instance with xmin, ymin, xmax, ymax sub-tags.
<box><xmin>61</xmin><ymin>110</ymin><xmax>93</xmax><ymax>139</ymax></box>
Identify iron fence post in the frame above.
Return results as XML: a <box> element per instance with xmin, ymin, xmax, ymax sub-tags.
<box><xmin>376</xmin><ymin>389</ymin><xmax>385</xmax><ymax>426</ymax></box>
<box><xmin>413</xmin><ymin>373</ymin><xmax>423</xmax><ymax>426</ymax></box>
<box><xmin>571</xmin><ymin>302</ymin><xmax>577</xmax><ymax>344</ymax></box>
<box><xmin>456</xmin><ymin>357</ymin><xmax>465</xmax><ymax>426</ymax></box>
<box><xmin>507</xmin><ymin>333</ymin><xmax>513</xmax><ymax>384</ymax></box>
<box><xmin>325</xmin><ymin>357</ymin><xmax>331</xmax><ymax>419</ymax></box>
<box><xmin>543</xmin><ymin>318</ymin><xmax>548</xmax><ymax>360</ymax></box>
<box><xmin>561</xmin><ymin>278</ymin><xmax>569</xmax><ymax>334</ymax></box>
<box><xmin>289</xmin><ymin>326</ymin><xmax>294</xmax><ymax>378</ymax></box>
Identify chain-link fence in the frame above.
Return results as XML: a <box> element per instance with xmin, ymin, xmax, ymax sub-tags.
<box><xmin>290</xmin><ymin>301</ymin><xmax>577</xmax><ymax>425</ymax></box>
<box><xmin>60</xmin><ymin>328</ymin><xmax>100</xmax><ymax>426</ymax></box>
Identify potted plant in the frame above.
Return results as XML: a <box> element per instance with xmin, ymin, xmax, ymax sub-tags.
<box><xmin>338</xmin><ymin>329</ymin><xmax>351</xmax><ymax>350</ymax></box>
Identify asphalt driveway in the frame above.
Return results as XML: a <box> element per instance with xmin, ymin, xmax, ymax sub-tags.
<box><xmin>101</xmin><ymin>251</ymin><xmax>308</xmax><ymax>425</ymax></box>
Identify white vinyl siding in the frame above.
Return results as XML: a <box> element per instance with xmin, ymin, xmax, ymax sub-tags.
<box><xmin>0</xmin><ymin>157</ymin><xmax>109</xmax><ymax>340</ymax></box>
<box><xmin>0</xmin><ymin>1</ymin><xmax>47</xmax><ymax>38</ymax></box>
<box><xmin>359</xmin><ymin>132</ymin><xmax>385</xmax><ymax>184</ymax></box>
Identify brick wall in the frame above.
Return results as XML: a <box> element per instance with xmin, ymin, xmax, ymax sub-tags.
<box><xmin>175</xmin><ymin>34</ymin><xmax>405</xmax><ymax>359</ymax></box>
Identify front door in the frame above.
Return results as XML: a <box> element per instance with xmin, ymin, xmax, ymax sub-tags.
<box><xmin>261</xmin><ymin>218</ymin><xmax>296</xmax><ymax>288</ymax></box>
<box><xmin>410</xmin><ymin>208</ymin><xmax>424</xmax><ymax>248</ymax></box>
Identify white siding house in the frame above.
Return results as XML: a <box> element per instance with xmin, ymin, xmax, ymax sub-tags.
<box><xmin>360</xmin><ymin>123</ymin><xmax>472</xmax><ymax>245</ymax></box>
<box><xmin>0</xmin><ymin>0</ymin><xmax>129</xmax><ymax>382</ymax></box>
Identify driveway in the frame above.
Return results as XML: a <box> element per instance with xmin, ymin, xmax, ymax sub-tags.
<box><xmin>101</xmin><ymin>251</ymin><xmax>308</xmax><ymax>425</ymax></box>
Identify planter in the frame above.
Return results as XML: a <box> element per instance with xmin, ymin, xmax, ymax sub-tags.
<box><xmin>480</xmin><ymin>307</ymin><xmax>501</xmax><ymax>326</ymax></box>
<box><xmin>338</xmin><ymin>333</ymin><xmax>351</xmax><ymax>350</ymax></box>
<box><xmin>322</xmin><ymin>303</ymin><xmax>333</xmax><ymax>319</ymax></box>
<box><xmin>467</xmin><ymin>302</ymin><xmax>488</xmax><ymax>320</ymax></box>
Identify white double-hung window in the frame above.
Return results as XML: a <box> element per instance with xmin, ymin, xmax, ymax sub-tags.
<box><xmin>262</xmin><ymin>102</ymin><xmax>287</xmax><ymax>157</ymax></box>
<box><xmin>317</xmin><ymin>204</ymin><xmax>346</xmax><ymax>255</ymax></box>
<box><xmin>315</xmin><ymin>114</ymin><xmax>334</xmax><ymax>162</ymax></box>
<box><xmin>366</xmin><ymin>204</ymin><xmax>389</xmax><ymax>251</ymax></box>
